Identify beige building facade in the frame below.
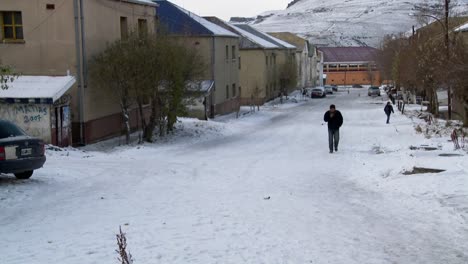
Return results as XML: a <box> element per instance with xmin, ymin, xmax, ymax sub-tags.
<box><xmin>0</xmin><ymin>0</ymin><xmax>157</xmax><ymax>145</ymax></box>
<box><xmin>204</xmin><ymin>20</ymin><xmax>296</xmax><ymax>106</ymax></box>
<box><xmin>155</xmin><ymin>1</ymin><xmax>240</xmax><ymax>118</ymax></box>
<box><xmin>269</xmin><ymin>32</ymin><xmax>321</xmax><ymax>88</ymax></box>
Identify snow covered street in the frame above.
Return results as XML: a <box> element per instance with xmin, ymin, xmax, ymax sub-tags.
<box><xmin>1</xmin><ymin>90</ymin><xmax>467</xmax><ymax>264</ymax></box>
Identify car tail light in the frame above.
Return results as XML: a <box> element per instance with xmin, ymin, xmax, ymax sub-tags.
<box><xmin>0</xmin><ymin>146</ymin><xmax>5</xmax><ymax>161</ymax></box>
<box><xmin>40</xmin><ymin>143</ymin><xmax>45</xmax><ymax>156</ymax></box>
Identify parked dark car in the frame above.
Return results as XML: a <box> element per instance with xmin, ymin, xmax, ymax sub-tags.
<box><xmin>0</xmin><ymin>120</ymin><xmax>46</xmax><ymax>179</ymax></box>
<box><xmin>331</xmin><ymin>85</ymin><xmax>338</xmax><ymax>92</ymax></box>
<box><xmin>368</xmin><ymin>86</ymin><xmax>381</xmax><ymax>96</ymax></box>
<box><xmin>352</xmin><ymin>84</ymin><xmax>363</xmax><ymax>88</ymax></box>
<box><xmin>311</xmin><ymin>87</ymin><xmax>326</xmax><ymax>98</ymax></box>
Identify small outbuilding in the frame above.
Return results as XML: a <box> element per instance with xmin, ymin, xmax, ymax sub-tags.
<box><xmin>0</xmin><ymin>75</ymin><xmax>76</xmax><ymax>147</ymax></box>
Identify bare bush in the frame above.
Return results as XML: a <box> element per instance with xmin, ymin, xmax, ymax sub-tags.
<box><xmin>116</xmin><ymin>226</ymin><xmax>133</xmax><ymax>264</ymax></box>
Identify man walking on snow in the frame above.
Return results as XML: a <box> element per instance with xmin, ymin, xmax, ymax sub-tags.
<box><xmin>324</xmin><ymin>104</ymin><xmax>343</xmax><ymax>153</ymax></box>
<box><xmin>384</xmin><ymin>102</ymin><xmax>394</xmax><ymax>124</ymax></box>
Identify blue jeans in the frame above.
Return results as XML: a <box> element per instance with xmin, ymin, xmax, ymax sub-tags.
<box><xmin>328</xmin><ymin>129</ymin><xmax>340</xmax><ymax>152</ymax></box>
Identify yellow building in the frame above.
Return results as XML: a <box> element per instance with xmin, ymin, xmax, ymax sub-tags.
<box><xmin>0</xmin><ymin>0</ymin><xmax>157</xmax><ymax>145</ymax></box>
<box><xmin>156</xmin><ymin>1</ymin><xmax>241</xmax><ymax>118</ymax></box>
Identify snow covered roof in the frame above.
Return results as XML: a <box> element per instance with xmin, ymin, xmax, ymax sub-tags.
<box><xmin>155</xmin><ymin>1</ymin><xmax>238</xmax><ymax>38</ymax></box>
<box><xmin>0</xmin><ymin>75</ymin><xmax>76</xmax><ymax>104</ymax></box>
<box><xmin>455</xmin><ymin>22</ymin><xmax>468</xmax><ymax>32</ymax></box>
<box><xmin>186</xmin><ymin>80</ymin><xmax>214</xmax><ymax>95</ymax></box>
<box><xmin>230</xmin><ymin>25</ymin><xmax>280</xmax><ymax>49</ymax></box>
<box><xmin>203</xmin><ymin>17</ymin><xmax>275</xmax><ymax>49</ymax></box>
<box><xmin>318</xmin><ymin>47</ymin><xmax>379</xmax><ymax>63</ymax></box>
<box><xmin>125</xmin><ymin>0</ymin><xmax>158</xmax><ymax>7</ymax></box>
<box><xmin>232</xmin><ymin>24</ymin><xmax>296</xmax><ymax>50</ymax></box>
<box><xmin>268</xmin><ymin>32</ymin><xmax>308</xmax><ymax>50</ymax></box>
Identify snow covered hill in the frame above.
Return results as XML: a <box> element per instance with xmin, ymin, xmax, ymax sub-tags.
<box><xmin>235</xmin><ymin>0</ymin><xmax>468</xmax><ymax>47</ymax></box>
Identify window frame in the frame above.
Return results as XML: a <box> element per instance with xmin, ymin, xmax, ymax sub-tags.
<box><xmin>120</xmin><ymin>16</ymin><xmax>128</xmax><ymax>40</ymax></box>
<box><xmin>1</xmin><ymin>11</ymin><xmax>24</xmax><ymax>42</ymax></box>
<box><xmin>225</xmin><ymin>45</ymin><xmax>229</xmax><ymax>61</ymax></box>
<box><xmin>137</xmin><ymin>18</ymin><xmax>148</xmax><ymax>38</ymax></box>
<box><xmin>231</xmin><ymin>45</ymin><xmax>236</xmax><ymax>61</ymax></box>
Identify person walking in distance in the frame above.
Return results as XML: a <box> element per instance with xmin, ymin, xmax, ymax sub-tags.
<box><xmin>384</xmin><ymin>101</ymin><xmax>394</xmax><ymax>124</ymax></box>
<box><xmin>324</xmin><ymin>104</ymin><xmax>343</xmax><ymax>153</ymax></box>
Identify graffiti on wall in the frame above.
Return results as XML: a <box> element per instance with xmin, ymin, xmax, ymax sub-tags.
<box><xmin>13</xmin><ymin>105</ymin><xmax>48</xmax><ymax>124</ymax></box>
<box><xmin>0</xmin><ymin>104</ymin><xmax>51</xmax><ymax>142</ymax></box>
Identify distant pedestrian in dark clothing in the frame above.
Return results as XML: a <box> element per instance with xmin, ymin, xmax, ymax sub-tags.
<box><xmin>324</xmin><ymin>104</ymin><xmax>343</xmax><ymax>153</ymax></box>
<box><xmin>388</xmin><ymin>93</ymin><xmax>395</xmax><ymax>105</ymax></box>
<box><xmin>384</xmin><ymin>102</ymin><xmax>394</xmax><ymax>124</ymax></box>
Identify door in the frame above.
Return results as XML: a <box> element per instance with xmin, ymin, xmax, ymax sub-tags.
<box><xmin>55</xmin><ymin>106</ymin><xmax>71</xmax><ymax>147</ymax></box>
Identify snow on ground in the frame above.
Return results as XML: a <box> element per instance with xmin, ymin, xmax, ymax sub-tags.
<box><xmin>1</xmin><ymin>90</ymin><xmax>467</xmax><ymax>264</ymax></box>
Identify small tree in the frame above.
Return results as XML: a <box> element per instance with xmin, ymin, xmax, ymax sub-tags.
<box><xmin>90</xmin><ymin>37</ymin><xmax>135</xmax><ymax>144</ymax></box>
<box><xmin>0</xmin><ymin>62</ymin><xmax>19</xmax><ymax>90</ymax></box>
<box><xmin>448</xmin><ymin>31</ymin><xmax>468</xmax><ymax>126</ymax></box>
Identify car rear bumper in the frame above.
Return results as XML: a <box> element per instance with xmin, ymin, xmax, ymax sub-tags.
<box><xmin>0</xmin><ymin>156</ymin><xmax>46</xmax><ymax>173</ymax></box>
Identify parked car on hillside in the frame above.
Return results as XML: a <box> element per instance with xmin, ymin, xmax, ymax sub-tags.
<box><xmin>324</xmin><ymin>85</ymin><xmax>334</xmax><ymax>94</ymax></box>
<box><xmin>311</xmin><ymin>87</ymin><xmax>326</xmax><ymax>98</ymax></box>
<box><xmin>368</xmin><ymin>86</ymin><xmax>381</xmax><ymax>96</ymax></box>
<box><xmin>0</xmin><ymin>120</ymin><xmax>46</xmax><ymax>179</ymax></box>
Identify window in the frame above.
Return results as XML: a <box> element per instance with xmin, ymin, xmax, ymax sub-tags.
<box><xmin>138</xmin><ymin>19</ymin><xmax>147</xmax><ymax>37</ymax></box>
<box><xmin>232</xmin><ymin>84</ymin><xmax>236</xmax><ymax>97</ymax></box>
<box><xmin>266</xmin><ymin>56</ymin><xmax>268</xmax><ymax>66</ymax></box>
<box><xmin>273</xmin><ymin>55</ymin><xmax>276</xmax><ymax>65</ymax></box>
<box><xmin>225</xmin><ymin>45</ymin><xmax>229</xmax><ymax>60</ymax></box>
<box><xmin>1</xmin><ymin>11</ymin><xmax>24</xmax><ymax>41</ymax></box>
<box><xmin>120</xmin><ymin>17</ymin><xmax>128</xmax><ymax>40</ymax></box>
<box><xmin>232</xmin><ymin>45</ymin><xmax>236</xmax><ymax>60</ymax></box>
<box><xmin>238</xmin><ymin>56</ymin><xmax>241</xmax><ymax>69</ymax></box>
<box><xmin>328</xmin><ymin>64</ymin><xmax>337</xmax><ymax>71</ymax></box>
<box><xmin>226</xmin><ymin>85</ymin><xmax>229</xmax><ymax>99</ymax></box>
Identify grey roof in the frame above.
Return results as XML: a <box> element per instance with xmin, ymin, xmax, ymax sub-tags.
<box><xmin>233</xmin><ymin>24</ymin><xmax>296</xmax><ymax>49</ymax></box>
<box><xmin>204</xmin><ymin>17</ymin><xmax>275</xmax><ymax>49</ymax></box>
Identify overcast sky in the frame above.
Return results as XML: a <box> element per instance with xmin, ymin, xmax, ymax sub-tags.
<box><xmin>168</xmin><ymin>0</ymin><xmax>289</xmax><ymax>21</ymax></box>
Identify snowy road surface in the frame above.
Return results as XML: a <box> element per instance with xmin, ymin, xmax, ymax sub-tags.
<box><xmin>1</xmin><ymin>90</ymin><xmax>467</xmax><ymax>264</ymax></box>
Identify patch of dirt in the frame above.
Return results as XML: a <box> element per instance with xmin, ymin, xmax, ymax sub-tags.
<box><xmin>438</xmin><ymin>153</ymin><xmax>464</xmax><ymax>157</ymax></box>
<box><xmin>403</xmin><ymin>167</ymin><xmax>445</xmax><ymax>175</ymax></box>
<box><xmin>409</xmin><ymin>145</ymin><xmax>439</xmax><ymax>151</ymax></box>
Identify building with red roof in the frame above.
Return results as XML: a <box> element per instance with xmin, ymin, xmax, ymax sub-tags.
<box><xmin>318</xmin><ymin>47</ymin><xmax>382</xmax><ymax>86</ymax></box>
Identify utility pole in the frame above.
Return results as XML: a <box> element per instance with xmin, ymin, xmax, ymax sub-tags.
<box><xmin>445</xmin><ymin>0</ymin><xmax>452</xmax><ymax>120</ymax></box>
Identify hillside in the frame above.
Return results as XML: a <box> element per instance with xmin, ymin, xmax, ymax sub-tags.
<box><xmin>233</xmin><ymin>0</ymin><xmax>468</xmax><ymax>47</ymax></box>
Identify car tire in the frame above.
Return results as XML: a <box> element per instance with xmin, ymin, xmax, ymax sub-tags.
<box><xmin>15</xmin><ymin>171</ymin><xmax>34</xmax><ymax>179</ymax></box>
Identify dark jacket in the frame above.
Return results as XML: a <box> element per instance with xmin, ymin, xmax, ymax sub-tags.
<box><xmin>324</xmin><ymin>110</ymin><xmax>343</xmax><ymax>130</ymax></box>
<box><xmin>384</xmin><ymin>104</ymin><xmax>394</xmax><ymax>115</ymax></box>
